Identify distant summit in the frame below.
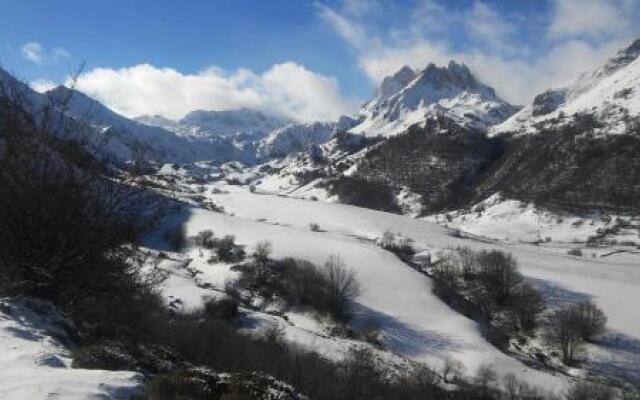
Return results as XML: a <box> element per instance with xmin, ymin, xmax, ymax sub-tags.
<box><xmin>351</xmin><ymin>61</ymin><xmax>518</xmax><ymax>136</ymax></box>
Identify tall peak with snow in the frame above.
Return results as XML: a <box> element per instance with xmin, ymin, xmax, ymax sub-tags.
<box><xmin>353</xmin><ymin>61</ymin><xmax>517</xmax><ymax>136</ymax></box>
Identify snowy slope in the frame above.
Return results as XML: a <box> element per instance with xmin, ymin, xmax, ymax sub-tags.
<box><xmin>0</xmin><ymin>298</ymin><xmax>140</xmax><ymax>400</ymax></box>
<box><xmin>137</xmin><ymin>108</ymin><xmax>290</xmax><ymax>140</ymax></box>
<box><xmin>426</xmin><ymin>193</ymin><xmax>640</xmax><ymax>245</ymax></box>
<box><xmin>351</xmin><ymin>62</ymin><xmax>518</xmax><ymax>137</ymax></box>
<box><xmin>494</xmin><ymin>38</ymin><xmax>640</xmax><ymax>135</ymax></box>
<box><xmin>174</xmin><ymin>202</ymin><xmax>568</xmax><ymax>390</ymax></box>
<box><xmin>196</xmin><ymin>192</ymin><xmax>640</xmax><ymax>385</ymax></box>
<box><xmin>46</xmin><ymin>86</ymin><xmax>258</xmax><ymax>164</ymax></box>
<box><xmin>256</xmin><ymin>116</ymin><xmax>356</xmax><ymax>159</ymax></box>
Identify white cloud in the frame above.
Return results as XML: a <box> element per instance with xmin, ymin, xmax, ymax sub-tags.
<box><xmin>316</xmin><ymin>3</ymin><xmax>367</xmax><ymax>48</ymax></box>
<box><xmin>21</xmin><ymin>41</ymin><xmax>71</xmax><ymax>65</ymax></box>
<box><xmin>317</xmin><ymin>0</ymin><xmax>640</xmax><ymax>105</ymax></box>
<box><xmin>548</xmin><ymin>0</ymin><xmax>632</xmax><ymax>40</ymax></box>
<box><xmin>466</xmin><ymin>2</ymin><xmax>516</xmax><ymax>52</ymax></box>
<box><xmin>30</xmin><ymin>78</ymin><xmax>58</xmax><ymax>93</ymax></box>
<box><xmin>70</xmin><ymin>62</ymin><xmax>358</xmax><ymax>122</ymax></box>
<box><xmin>21</xmin><ymin>42</ymin><xmax>44</xmax><ymax>64</ymax></box>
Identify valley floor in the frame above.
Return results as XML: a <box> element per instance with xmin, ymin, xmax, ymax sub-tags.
<box><xmin>150</xmin><ymin>189</ymin><xmax>640</xmax><ymax>391</ymax></box>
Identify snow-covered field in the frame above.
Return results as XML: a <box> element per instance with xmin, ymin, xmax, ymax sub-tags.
<box><xmin>166</xmin><ymin>202</ymin><xmax>565</xmax><ymax>389</ymax></box>
<box><xmin>426</xmin><ymin>193</ymin><xmax>640</xmax><ymax>245</ymax></box>
<box><xmin>137</xmin><ymin>186</ymin><xmax>632</xmax><ymax>391</ymax></box>
<box><xmin>176</xmin><ymin>191</ymin><xmax>640</xmax><ymax>387</ymax></box>
<box><xmin>0</xmin><ymin>299</ymin><xmax>141</xmax><ymax>400</ymax></box>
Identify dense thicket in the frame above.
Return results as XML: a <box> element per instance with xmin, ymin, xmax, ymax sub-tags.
<box><xmin>332</xmin><ymin>113</ymin><xmax>640</xmax><ymax>215</ymax></box>
<box><xmin>481</xmin><ymin>116</ymin><xmax>640</xmax><ymax>211</ymax></box>
<box><xmin>0</xmin><ymin>83</ymin><xmax>161</xmax><ymax>337</ymax></box>
<box><xmin>353</xmin><ymin>116</ymin><xmax>502</xmax><ymax>214</ymax></box>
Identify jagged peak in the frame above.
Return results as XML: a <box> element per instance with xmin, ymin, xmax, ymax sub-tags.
<box><xmin>601</xmin><ymin>37</ymin><xmax>640</xmax><ymax>74</ymax></box>
<box><xmin>412</xmin><ymin>60</ymin><xmax>495</xmax><ymax>99</ymax></box>
<box><xmin>390</xmin><ymin>65</ymin><xmax>417</xmax><ymax>83</ymax></box>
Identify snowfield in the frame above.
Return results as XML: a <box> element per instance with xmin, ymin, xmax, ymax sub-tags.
<box><xmin>174</xmin><ymin>204</ymin><xmax>566</xmax><ymax>389</ymax></box>
<box><xmin>0</xmin><ymin>299</ymin><xmax>141</xmax><ymax>400</ymax></box>
<box><xmin>157</xmin><ymin>190</ymin><xmax>640</xmax><ymax>388</ymax></box>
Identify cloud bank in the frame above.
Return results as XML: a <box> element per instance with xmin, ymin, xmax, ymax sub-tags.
<box><xmin>69</xmin><ymin>62</ymin><xmax>358</xmax><ymax>122</ymax></box>
<box><xmin>317</xmin><ymin>0</ymin><xmax>640</xmax><ymax>105</ymax></box>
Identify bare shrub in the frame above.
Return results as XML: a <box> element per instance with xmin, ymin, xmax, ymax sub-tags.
<box><xmin>511</xmin><ymin>284</ymin><xmax>546</xmax><ymax>332</ymax></box>
<box><xmin>474</xmin><ymin>364</ymin><xmax>498</xmax><ymax>400</ymax></box>
<box><xmin>566</xmin><ymin>381</ymin><xmax>615</xmax><ymax>400</ymax></box>
<box><xmin>477</xmin><ymin>250</ymin><xmax>522</xmax><ymax>305</ymax></box>
<box><xmin>203</xmin><ymin>297</ymin><xmax>239</xmax><ymax>321</ymax></box>
<box><xmin>573</xmin><ymin>301</ymin><xmax>607</xmax><ymax>341</ymax></box>
<box><xmin>323</xmin><ymin>255</ymin><xmax>361</xmax><ymax>321</ymax></box>
<box><xmin>546</xmin><ymin>308</ymin><xmax>585</xmax><ymax>365</ymax></box>
<box><xmin>567</xmin><ymin>248</ymin><xmax>583</xmax><ymax>257</ymax></box>
<box><xmin>194</xmin><ymin>229</ymin><xmax>215</xmax><ymax>255</ymax></box>
<box><xmin>215</xmin><ymin>235</ymin><xmax>246</xmax><ymax>263</ymax></box>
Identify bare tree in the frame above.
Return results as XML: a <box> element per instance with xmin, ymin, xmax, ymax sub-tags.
<box><xmin>475</xmin><ymin>364</ymin><xmax>498</xmax><ymax>400</ymax></box>
<box><xmin>477</xmin><ymin>250</ymin><xmax>522</xmax><ymax>305</ymax></box>
<box><xmin>546</xmin><ymin>308</ymin><xmax>584</xmax><ymax>365</ymax></box>
<box><xmin>512</xmin><ymin>283</ymin><xmax>545</xmax><ymax>332</ymax></box>
<box><xmin>503</xmin><ymin>373</ymin><xmax>520</xmax><ymax>400</ymax></box>
<box><xmin>323</xmin><ymin>255</ymin><xmax>361</xmax><ymax>321</ymax></box>
<box><xmin>573</xmin><ymin>301</ymin><xmax>607</xmax><ymax>342</ymax></box>
<box><xmin>194</xmin><ymin>229</ymin><xmax>215</xmax><ymax>256</ymax></box>
<box><xmin>253</xmin><ymin>240</ymin><xmax>273</xmax><ymax>264</ymax></box>
<box><xmin>0</xmin><ymin>71</ymin><xmax>162</xmax><ymax>332</ymax></box>
<box><xmin>252</xmin><ymin>240</ymin><xmax>273</xmax><ymax>282</ymax></box>
<box><xmin>381</xmin><ymin>230</ymin><xmax>396</xmax><ymax>248</ymax></box>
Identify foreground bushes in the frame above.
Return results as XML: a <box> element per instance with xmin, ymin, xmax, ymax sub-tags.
<box><xmin>0</xmin><ymin>82</ymin><xmax>163</xmax><ymax>338</ymax></box>
<box><xmin>234</xmin><ymin>249</ymin><xmax>361</xmax><ymax>322</ymax></box>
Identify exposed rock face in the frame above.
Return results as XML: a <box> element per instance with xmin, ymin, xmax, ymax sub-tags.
<box><xmin>531</xmin><ymin>90</ymin><xmax>566</xmax><ymax>116</ymax></box>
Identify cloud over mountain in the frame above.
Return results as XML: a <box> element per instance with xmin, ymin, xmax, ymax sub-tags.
<box><xmin>69</xmin><ymin>62</ymin><xmax>358</xmax><ymax>122</ymax></box>
<box><xmin>317</xmin><ymin>0</ymin><xmax>640</xmax><ymax>105</ymax></box>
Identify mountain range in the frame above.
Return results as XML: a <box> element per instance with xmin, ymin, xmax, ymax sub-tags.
<box><xmin>2</xmin><ymin>37</ymin><xmax>640</xmax><ymax>214</ymax></box>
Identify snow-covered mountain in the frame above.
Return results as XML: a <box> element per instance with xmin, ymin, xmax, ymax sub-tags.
<box><xmin>350</xmin><ymin>61</ymin><xmax>519</xmax><ymax>137</ymax></box>
<box><xmin>256</xmin><ymin>116</ymin><xmax>357</xmax><ymax>159</ymax></box>
<box><xmin>137</xmin><ymin>108</ymin><xmax>290</xmax><ymax>140</ymax></box>
<box><xmin>136</xmin><ymin>108</ymin><xmax>292</xmax><ymax>139</ymax></box>
<box><xmin>138</xmin><ymin>109</ymin><xmax>351</xmax><ymax>162</ymax></box>
<box><xmin>45</xmin><ymin>86</ymin><xmax>256</xmax><ymax>164</ymax></box>
<box><xmin>494</xmin><ymin>38</ymin><xmax>640</xmax><ymax>135</ymax></box>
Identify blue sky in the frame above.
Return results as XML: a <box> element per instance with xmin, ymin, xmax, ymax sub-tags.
<box><xmin>1</xmin><ymin>0</ymin><xmax>639</xmax><ymax>121</ymax></box>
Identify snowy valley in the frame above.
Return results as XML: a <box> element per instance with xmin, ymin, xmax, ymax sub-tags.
<box><xmin>1</xmin><ymin>29</ymin><xmax>640</xmax><ymax>400</ymax></box>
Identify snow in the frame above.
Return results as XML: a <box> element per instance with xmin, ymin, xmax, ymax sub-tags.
<box><xmin>494</xmin><ymin>40</ymin><xmax>640</xmax><ymax>136</ymax></box>
<box><xmin>0</xmin><ymin>299</ymin><xmax>141</xmax><ymax>400</ymax></box>
<box><xmin>194</xmin><ymin>192</ymin><xmax>640</xmax><ymax>385</ymax></box>
<box><xmin>426</xmin><ymin>193</ymin><xmax>640</xmax><ymax>245</ymax></box>
<box><xmin>137</xmin><ymin>108</ymin><xmax>290</xmax><ymax>141</ymax></box>
<box><xmin>351</xmin><ymin>61</ymin><xmax>517</xmax><ymax>137</ymax></box>
<box><xmin>256</xmin><ymin>121</ymin><xmax>339</xmax><ymax>159</ymax></box>
<box><xmin>157</xmin><ymin>193</ymin><xmax>575</xmax><ymax>390</ymax></box>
